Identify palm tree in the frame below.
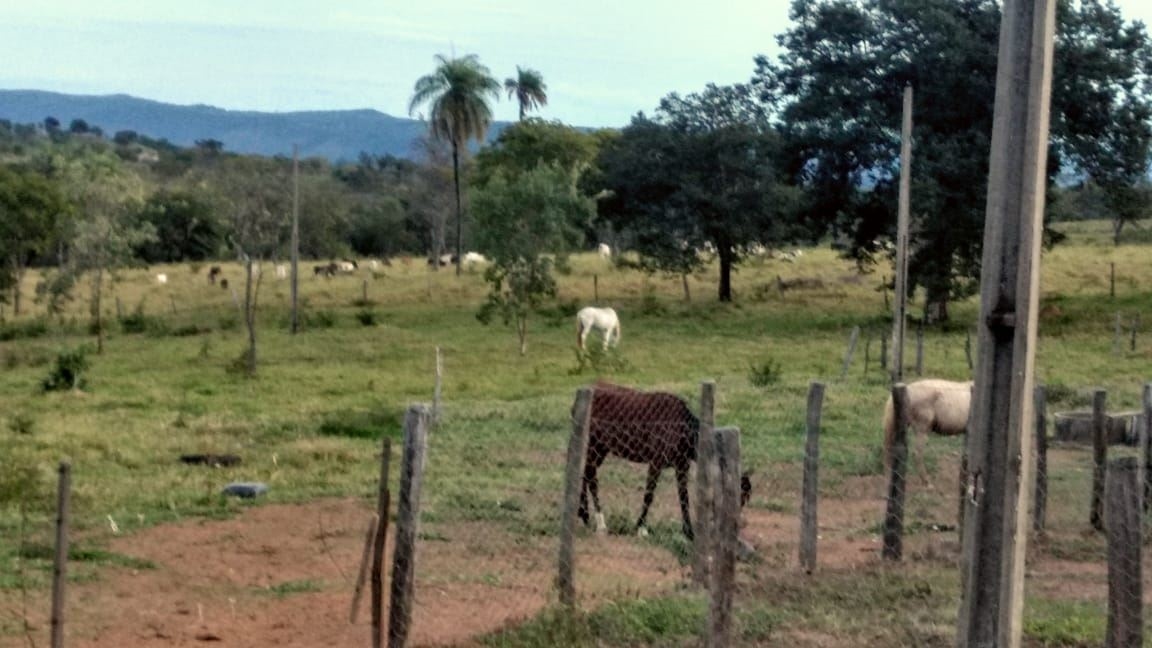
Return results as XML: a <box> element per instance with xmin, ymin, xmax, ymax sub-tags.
<box><xmin>409</xmin><ymin>54</ymin><xmax>500</xmax><ymax>276</ymax></box>
<box><xmin>504</xmin><ymin>66</ymin><xmax>548</xmax><ymax>121</ymax></box>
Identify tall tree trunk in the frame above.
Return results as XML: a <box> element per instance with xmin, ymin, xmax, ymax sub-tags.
<box><xmin>92</xmin><ymin>266</ymin><xmax>104</xmax><ymax>354</ymax></box>
<box><xmin>518</xmin><ymin>316</ymin><xmax>528</xmax><ymax>356</ymax></box>
<box><xmin>717</xmin><ymin>244</ymin><xmax>734</xmax><ymax>302</ymax></box>
<box><xmin>244</xmin><ymin>258</ymin><xmax>257</xmax><ymax>376</ymax></box>
<box><xmin>451</xmin><ymin>141</ymin><xmax>463</xmax><ymax>277</ymax></box>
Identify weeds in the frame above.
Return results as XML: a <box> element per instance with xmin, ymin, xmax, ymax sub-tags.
<box><xmin>749</xmin><ymin>358</ymin><xmax>783</xmax><ymax>386</ymax></box>
<box><xmin>42</xmin><ymin>346</ymin><xmax>89</xmax><ymax>391</ymax></box>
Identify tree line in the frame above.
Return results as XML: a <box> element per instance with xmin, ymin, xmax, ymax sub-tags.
<box><xmin>1</xmin><ymin>0</ymin><xmax>1150</xmax><ymax>354</ymax></box>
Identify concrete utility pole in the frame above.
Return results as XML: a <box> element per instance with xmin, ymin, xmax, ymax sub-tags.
<box><xmin>892</xmin><ymin>84</ymin><xmax>912</xmax><ymax>382</ymax></box>
<box><xmin>956</xmin><ymin>0</ymin><xmax>1056</xmax><ymax>645</ymax></box>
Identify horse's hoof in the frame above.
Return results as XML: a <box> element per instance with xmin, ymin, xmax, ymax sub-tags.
<box><xmin>637</xmin><ymin>526</ymin><xmax>649</xmax><ymax>538</ymax></box>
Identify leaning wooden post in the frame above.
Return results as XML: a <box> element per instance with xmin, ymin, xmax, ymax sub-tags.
<box><xmin>1032</xmin><ymin>385</ymin><xmax>1048</xmax><ymax>533</ymax></box>
<box><xmin>693</xmin><ymin>381</ymin><xmax>718</xmax><ymax>587</ymax></box>
<box><xmin>708</xmin><ymin>427</ymin><xmax>741</xmax><ymax>648</ymax></box>
<box><xmin>558</xmin><ymin>388</ymin><xmax>593</xmax><ymax>607</ymax></box>
<box><xmin>956</xmin><ymin>0</ymin><xmax>1053</xmax><ymax>643</ymax></box>
<box><xmin>1105</xmin><ymin>456</ymin><xmax>1143</xmax><ymax>648</ymax></box>
<box><xmin>1091</xmin><ymin>389</ymin><xmax>1107</xmax><ymax>532</ymax></box>
<box><xmin>371</xmin><ymin>438</ymin><xmax>392</xmax><ymax>647</ymax></box>
<box><xmin>839</xmin><ymin>327</ymin><xmax>860</xmax><ymax>381</ymax></box>
<box><xmin>799</xmin><ymin>382</ymin><xmax>825</xmax><ymax>574</ymax></box>
<box><xmin>388</xmin><ymin>405</ymin><xmax>430</xmax><ymax>648</ymax></box>
<box><xmin>1142</xmin><ymin>383</ymin><xmax>1152</xmax><ymax>513</ymax></box>
<box><xmin>891</xmin><ymin>84</ymin><xmax>913</xmax><ymax>384</ymax></box>
<box><xmin>882</xmin><ymin>384</ymin><xmax>910</xmax><ymax>560</ymax></box>
<box><xmin>350</xmin><ymin>514</ymin><xmax>379</xmax><ymax>624</ymax></box>
<box><xmin>50</xmin><ymin>461</ymin><xmax>71</xmax><ymax>648</ymax></box>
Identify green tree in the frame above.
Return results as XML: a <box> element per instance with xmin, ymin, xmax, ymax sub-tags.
<box><xmin>0</xmin><ymin>167</ymin><xmax>71</xmax><ymax>315</ymax></box>
<box><xmin>47</xmin><ymin>154</ymin><xmax>152</xmax><ymax>352</ymax></box>
<box><xmin>594</xmin><ymin>84</ymin><xmax>800</xmax><ymax>302</ymax></box>
<box><xmin>208</xmin><ymin>157</ymin><xmax>290</xmax><ymax>376</ymax></box>
<box><xmin>472</xmin><ymin>119</ymin><xmax>603</xmax><ymax>188</ymax></box>
<box><xmin>756</xmin><ymin>0</ymin><xmax>1152</xmax><ymax>319</ymax></box>
<box><xmin>134</xmin><ymin>190</ymin><xmax>223</xmax><ymax>263</ymax></box>
<box><xmin>473</xmin><ymin>164</ymin><xmax>591</xmax><ymax>355</ymax></box>
<box><xmin>409</xmin><ymin>54</ymin><xmax>501</xmax><ymax>275</ymax></box>
<box><xmin>504</xmin><ymin>66</ymin><xmax>548</xmax><ymax>121</ymax></box>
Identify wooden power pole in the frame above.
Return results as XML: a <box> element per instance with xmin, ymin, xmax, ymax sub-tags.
<box><xmin>956</xmin><ymin>0</ymin><xmax>1056</xmax><ymax>645</ymax></box>
<box><xmin>290</xmin><ymin>145</ymin><xmax>300</xmax><ymax>334</ymax></box>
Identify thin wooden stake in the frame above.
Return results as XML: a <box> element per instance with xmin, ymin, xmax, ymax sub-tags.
<box><xmin>914</xmin><ymin>319</ymin><xmax>924</xmax><ymax>376</ymax></box>
<box><xmin>707</xmin><ymin>427</ymin><xmax>741</xmax><ymax>648</ymax></box>
<box><xmin>1091</xmin><ymin>389</ymin><xmax>1107</xmax><ymax>532</ymax></box>
<box><xmin>350</xmin><ymin>514</ymin><xmax>379</xmax><ymax>624</ymax></box>
<box><xmin>432</xmin><ymin>347</ymin><xmax>443</xmax><ymax>426</ymax></box>
<box><xmin>371</xmin><ymin>438</ymin><xmax>392</xmax><ymax>648</ymax></box>
<box><xmin>799</xmin><ymin>382</ymin><xmax>825</xmax><ymax>573</ymax></box>
<box><xmin>863</xmin><ymin>336</ymin><xmax>872</xmax><ymax>376</ymax></box>
<box><xmin>593</xmin><ymin>274</ymin><xmax>599</xmax><ymax>303</ymax></box>
<box><xmin>1032</xmin><ymin>385</ymin><xmax>1048</xmax><ymax>532</ymax></box>
<box><xmin>839</xmin><ymin>326</ymin><xmax>860</xmax><ymax>381</ymax></box>
<box><xmin>50</xmin><ymin>462</ymin><xmax>71</xmax><ymax>648</ymax></box>
<box><xmin>1130</xmin><ymin>314</ymin><xmax>1139</xmax><ymax>352</ymax></box>
<box><xmin>1110</xmin><ymin>262</ymin><xmax>1116</xmax><ymax>298</ymax></box>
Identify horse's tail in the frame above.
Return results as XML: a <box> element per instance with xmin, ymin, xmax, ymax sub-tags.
<box><xmin>882</xmin><ymin>393</ymin><xmax>896</xmax><ymax>469</ymax></box>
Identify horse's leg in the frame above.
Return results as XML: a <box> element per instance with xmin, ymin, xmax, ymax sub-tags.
<box><xmin>585</xmin><ymin>451</ymin><xmax>607</xmax><ymax>533</ymax></box>
<box><xmin>635</xmin><ymin>464</ymin><xmax>661</xmax><ymax>537</ymax></box>
<box><xmin>675</xmin><ymin>461</ymin><xmax>694</xmax><ymax>541</ymax></box>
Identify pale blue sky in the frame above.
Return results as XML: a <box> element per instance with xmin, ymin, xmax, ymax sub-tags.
<box><xmin>1</xmin><ymin>1</ymin><xmax>1150</xmax><ymax>128</ymax></box>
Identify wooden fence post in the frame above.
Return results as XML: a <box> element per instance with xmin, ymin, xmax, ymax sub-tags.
<box><xmin>1130</xmin><ymin>314</ymin><xmax>1139</xmax><ymax>352</ymax></box>
<box><xmin>1105</xmin><ymin>456</ymin><xmax>1142</xmax><ymax>648</ymax></box>
<box><xmin>431</xmin><ymin>347</ymin><xmax>443</xmax><ymax>426</ymax></box>
<box><xmin>863</xmin><ymin>336</ymin><xmax>872</xmax><ymax>377</ymax></box>
<box><xmin>708</xmin><ymin>427</ymin><xmax>741</xmax><ymax>648</ymax></box>
<box><xmin>593</xmin><ymin>274</ymin><xmax>599</xmax><ymax>303</ymax></box>
<box><xmin>50</xmin><ymin>461</ymin><xmax>71</xmax><ymax>648</ymax></box>
<box><xmin>883</xmin><ymin>384</ymin><xmax>910</xmax><ymax>560</ymax></box>
<box><xmin>115</xmin><ymin>296</ymin><xmax>123</xmax><ymax>321</ymax></box>
<box><xmin>914</xmin><ymin>320</ymin><xmax>924</xmax><ymax>376</ymax></box>
<box><xmin>839</xmin><ymin>327</ymin><xmax>860</xmax><ymax>381</ymax></box>
<box><xmin>1142</xmin><ymin>384</ymin><xmax>1152</xmax><ymax>513</ymax></box>
<box><xmin>799</xmin><ymin>382</ymin><xmax>825</xmax><ymax>573</ymax></box>
<box><xmin>1091</xmin><ymin>389</ymin><xmax>1107</xmax><ymax>532</ymax></box>
<box><xmin>1032</xmin><ymin>385</ymin><xmax>1048</xmax><ymax>533</ymax></box>
<box><xmin>964</xmin><ymin>328</ymin><xmax>974</xmax><ymax>372</ymax></box>
<box><xmin>169</xmin><ymin>295</ymin><xmax>178</xmax><ymax>316</ymax></box>
<box><xmin>1110</xmin><ymin>262</ymin><xmax>1116</xmax><ymax>298</ymax></box>
<box><xmin>387</xmin><ymin>405</ymin><xmax>430</xmax><ymax>648</ymax></box>
<box><xmin>371</xmin><ymin>438</ymin><xmax>392</xmax><ymax>648</ymax></box>
<box><xmin>693</xmin><ymin>381</ymin><xmax>717</xmax><ymax>587</ymax></box>
<box><xmin>558</xmin><ymin>388</ymin><xmax>593</xmax><ymax>607</ymax></box>
<box><xmin>880</xmin><ymin>336</ymin><xmax>888</xmax><ymax>371</ymax></box>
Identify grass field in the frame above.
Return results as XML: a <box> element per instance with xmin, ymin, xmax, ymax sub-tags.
<box><xmin>1</xmin><ymin>219</ymin><xmax>1150</xmax><ymax>646</ymax></box>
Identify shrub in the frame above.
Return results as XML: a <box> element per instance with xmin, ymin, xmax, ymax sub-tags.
<box><xmin>748</xmin><ymin>358</ymin><xmax>783</xmax><ymax>387</ymax></box>
<box><xmin>354</xmin><ymin>309</ymin><xmax>379</xmax><ymax>326</ymax></box>
<box><xmin>119</xmin><ymin>305</ymin><xmax>167</xmax><ymax>335</ymax></box>
<box><xmin>7</xmin><ymin>413</ymin><xmax>35</xmax><ymax>436</ymax></box>
<box><xmin>0</xmin><ymin>319</ymin><xmax>49</xmax><ymax>342</ymax></box>
<box><xmin>42</xmin><ymin>347</ymin><xmax>89</xmax><ymax>392</ymax></box>
<box><xmin>302</xmin><ymin>310</ymin><xmax>337</xmax><ymax>329</ymax></box>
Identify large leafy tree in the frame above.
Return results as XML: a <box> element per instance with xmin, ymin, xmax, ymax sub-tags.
<box><xmin>594</xmin><ymin>84</ymin><xmax>800</xmax><ymax>302</ymax></box>
<box><xmin>756</xmin><ymin>0</ymin><xmax>1152</xmax><ymax>320</ymax></box>
<box><xmin>134</xmin><ymin>190</ymin><xmax>222</xmax><ymax>263</ymax></box>
<box><xmin>473</xmin><ymin>164</ymin><xmax>591</xmax><ymax>355</ymax></box>
<box><xmin>0</xmin><ymin>166</ymin><xmax>71</xmax><ymax>315</ymax></box>
<box><xmin>409</xmin><ymin>54</ymin><xmax>501</xmax><ymax>275</ymax></box>
<box><xmin>504</xmin><ymin>66</ymin><xmax>548</xmax><ymax>121</ymax></box>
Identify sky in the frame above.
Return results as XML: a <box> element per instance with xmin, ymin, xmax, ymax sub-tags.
<box><xmin>1</xmin><ymin>1</ymin><xmax>1151</xmax><ymax>129</ymax></box>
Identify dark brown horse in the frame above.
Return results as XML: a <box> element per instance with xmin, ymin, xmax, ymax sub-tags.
<box><xmin>577</xmin><ymin>382</ymin><xmax>750</xmax><ymax>540</ymax></box>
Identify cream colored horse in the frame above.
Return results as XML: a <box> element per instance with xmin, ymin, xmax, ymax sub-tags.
<box><xmin>883</xmin><ymin>378</ymin><xmax>973</xmax><ymax>469</ymax></box>
<box><xmin>576</xmin><ymin>306</ymin><xmax>621</xmax><ymax>350</ymax></box>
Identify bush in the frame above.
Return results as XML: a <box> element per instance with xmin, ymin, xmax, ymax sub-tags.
<box><xmin>0</xmin><ymin>319</ymin><xmax>49</xmax><ymax>341</ymax></box>
<box><xmin>42</xmin><ymin>347</ymin><xmax>89</xmax><ymax>392</ymax></box>
<box><xmin>7</xmin><ymin>413</ymin><xmax>35</xmax><ymax>436</ymax></box>
<box><xmin>354</xmin><ymin>309</ymin><xmax>379</xmax><ymax>326</ymax></box>
<box><xmin>748</xmin><ymin>358</ymin><xmax>783</xmax><ymax>387</ymax></box>
<box><xmin>302</xmin><ymin>310</ymin><xmax>337</xmax><ymax>329</ymax></box>
<box><xmin>119</xmin><ymin>305</ymin><xmax>167</xmax><ymax>335</ymax></box>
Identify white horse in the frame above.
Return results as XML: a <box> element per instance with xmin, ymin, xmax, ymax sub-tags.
<box><xmin>576</xmin><ymin>307</ymin><xmax>621</xmax><ymax>350</ymax></box>
<box><xmin>597</xmin><ymin>243</ymin><xmax>612</xmax><ymax>260</ymax></box>
<box><xmin>883</xmin><ymin>378</ymin><xmax>973</xmax><ymax>469</ymax></box>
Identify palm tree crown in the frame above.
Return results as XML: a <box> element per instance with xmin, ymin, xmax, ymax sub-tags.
<box><xmin>504</xmin><ymin>66</ymin><xmax>548</xmax><ymax>121</ymax></box>
<box><xmin>409</xmin><ymin>54</ymin><xmax>501</xmax><ymax>148</ymax></box>
<box><xmin>409</xmin><ymin>53</ymin><xmax>500</xmax><ymax>276</ymax></box>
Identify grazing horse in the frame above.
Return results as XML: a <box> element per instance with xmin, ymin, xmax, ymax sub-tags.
<box><xmin>577</xmin><ymin>382</ymin><xmax>752</xmax><ymax>539</ymax></box>
<box><xmin>883</xmin><ymin>378</ymin><xmax>973</xmax><ymax>468</ymax></box>
<box><xmin>576</xmin><ymin>306</ymin><xmax>621</xmax><ymax>350</ymax></box>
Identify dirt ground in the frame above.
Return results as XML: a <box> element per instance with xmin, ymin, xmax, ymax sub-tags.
<box><xmin>0</xmin><ymin>465</ymin><xmax>1129</xmax><ymax>647</ymax></box>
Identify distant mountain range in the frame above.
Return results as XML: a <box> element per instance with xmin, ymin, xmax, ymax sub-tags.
<box><xmin>0</xmin><ymin>89</ymin><xmax>510</xmax><ymax>161</ymax></box>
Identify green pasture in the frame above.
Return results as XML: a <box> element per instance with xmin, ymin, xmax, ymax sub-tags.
<box><xmin>1</xmin><ymin>219</ymin><xmax>1150</xmax><ymax>645</ymax></box>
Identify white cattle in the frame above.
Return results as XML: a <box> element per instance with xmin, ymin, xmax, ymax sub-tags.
<box><xmin>597</xmin><ymin>243</ymin><xmax>612</xmax><ymax>259</ymax></box>
<box><xmin>463</xmin><ymin>251</ymin><xmax>487</xmax><ymax>266</ymax></box>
